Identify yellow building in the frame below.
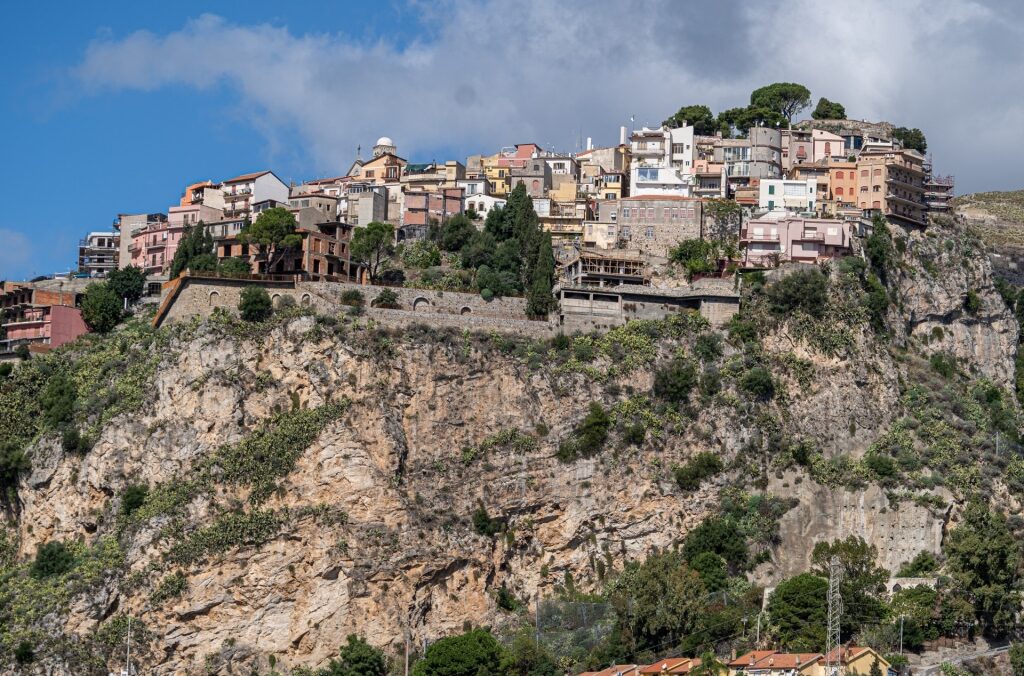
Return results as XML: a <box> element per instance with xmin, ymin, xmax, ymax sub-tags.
<box><xmin>482</xmin><ymin>152</ymin><xmax>510</xmax><ymax>196</ymax></box>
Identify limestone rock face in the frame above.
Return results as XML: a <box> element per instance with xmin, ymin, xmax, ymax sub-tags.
<box><xmin>10</xmin><ymin>218</ymin><xmax>1020</xmax><ymax>675</ymax></box>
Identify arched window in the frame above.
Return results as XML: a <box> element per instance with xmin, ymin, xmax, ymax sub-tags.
<box><xmin>835</xmin><ymin>187</ymin><xmax>844</xmax><ymax>196</ymax></box>
<box><xmin>835</xmin><ymin>170</ymin><xmax>844</xmax><ymax>179</ymax></box>
<box><xmin>208</xmin><ymin>291</ymin><xmax>220</xmax><ymax>306</ymax></box>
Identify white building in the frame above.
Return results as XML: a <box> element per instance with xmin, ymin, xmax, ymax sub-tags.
<box><xmin>629</xmin><ymin>126</ymin><xmax>695</xmax><ymax>197</ymax></box>
<box><xmin>457</xmin><ymin>178</ymin><xmax>489</xmax><ymax>197</ymax></box>
<box><xmin>464</xmin><ymin>194</ymin><xmax>507</xmax><ymax>219</ymax></box>
<box><xmin>759</xmin><ymin>178</ymin><xmax>817</xmax><ymax>213</ymax></box>
<box><xmin>221</xmin><ymin>171</ymin><xmax>290</xmax><ymax>219</ymax></box>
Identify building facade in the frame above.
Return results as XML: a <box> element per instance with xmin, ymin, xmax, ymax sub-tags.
<box><xmin>740</xmin><ymin>214</ymin><xmax>853</xmax><ymax>267</ymax></box>
<box><xmin>759</xmin><ymin>178</ymin><xmax>818</xmax><ymax>213</ymax></box>
<box><xmin>78</xmin><ymin>232</ymin><xmax>119</xmax><ymax>277</ymax></box>
<box><xmin>629</xmin><ymin>126</ymin><xmax>694</xmax><ymax>197</ymax></box>
<box><xmin>0</xmin><ymin>280</ymin><xmax>90</xmax><ymax>355</ymax></box>
<box><xmin>856</xmin><ymin>149</ymin><xmax>927</xmax><ymax>226</ymax></box>
<box><xmin>221</xmin><ymin>171</ymin><xmax>290</xmax><ymax>220</ymax></box>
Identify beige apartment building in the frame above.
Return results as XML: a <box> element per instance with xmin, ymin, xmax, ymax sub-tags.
<box><xmin>856</xmin><ymin>149</ymin><xmax>927</xmax><ymax>226</ymax></box>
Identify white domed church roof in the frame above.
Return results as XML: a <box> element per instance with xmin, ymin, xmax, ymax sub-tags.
<box><xmin>375</xmin><ymin>137</ymin><xmax>394</xmax><ymax>148</ymax></box>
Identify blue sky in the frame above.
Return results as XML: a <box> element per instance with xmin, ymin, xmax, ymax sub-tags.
<box><xmin>2</xmin><ymin>0</ymin><xmax>1022</xmax><ymax>279</ymax></box>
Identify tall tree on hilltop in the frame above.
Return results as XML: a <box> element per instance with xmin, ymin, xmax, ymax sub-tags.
<box><xmin>663</xmin><ymin>104</ymin><xmax>718</xmax><ymax>135</ymax></box>
<box><xmin>350</xmin><ymin>221</ymin><xmax>395</xmax><ymax>283</ymax></box>
<box><xmin>893</xmin><ymin>126</ymin><xmax>928</xmax><ymax>153</ymax></box>
<box><xmin>750</xmin><ymin>82</ymin><xmax>812</xmax><ymax>122</ymax></box>
<box><xmin>169</xmin><ymin>222</ymin><xmax>214</xmax><ymax>279</ymax></box>
<box><xmin>526</xmin><ymin>234</ymin><xmax>556</xmax><ymax>318</ymax></box>
<box><xmin>106</xmin><ymin>265</ymin><xmax>146</xmax><ymax>304</ymax></box>
<box><xmin>504</xmin><ymin>183</ymin><xmax>542</xmax><ymax>288</ymax></box>
<box><xmin>238</xmin><ymin>207</ymin><xmax>302</xmax><ymax>273</ymax></box>
<box><xmin>812</xmin><ymin>97</ymin><xmax>846</xmax><ymax>120</ymax></box>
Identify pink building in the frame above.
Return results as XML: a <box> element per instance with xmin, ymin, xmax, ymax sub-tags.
<box><xmin>740</xmin><ymin>215</ymin><xmax>853</xmax><ymax>267</ymax></box>
<box><xmin>0</xmin><ymin>282</ymin><xmax>89</xmax><ymax>355</ymax></box>
<box><xmin>130</xmin><ymin>203</ymin><xmax>223</xmax><ymax>276</ymax></box>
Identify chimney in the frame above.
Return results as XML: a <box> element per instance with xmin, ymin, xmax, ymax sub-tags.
<box><xmin>620</xmin><ymin>126</ymin><xmax>627</xmax><ymax>145</ymax></box>
<box><xmin>586</xmin><ymin>137</ymin><xmax>593</xmax><ymax>151</ymax></box>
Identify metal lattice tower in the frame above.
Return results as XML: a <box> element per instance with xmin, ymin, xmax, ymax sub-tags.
<box><xmin>825</xmin><ymin>555</ymin><xmax>843</xmax><ymax>676</ymax></box>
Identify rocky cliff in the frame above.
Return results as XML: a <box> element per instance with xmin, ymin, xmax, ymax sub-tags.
<box><xmin>0</xmin><ymin>217</ymin><xmax>1020</xmax><ymax>675</ymax></box>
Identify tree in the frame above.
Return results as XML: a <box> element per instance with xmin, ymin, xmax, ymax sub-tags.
<box><xmin>811</xmin><ymin>536</ymin><xmax>888</xmax><ymax>635</ymax></box>
<box><xmin>750</xmin><ymin>82</ymin><xmax>812</xmax><ymax>121</ymax></box>
<box><xmin>440</xmin><ymin>214</ymin><xmax>476</xmax><ymax>252</ymax></box>
<box><xmin>768</xmin><ymin>573</ymin><xmax>829</xmax><ymax>651</ymax></box>
<box><xmin>106</xmin><ymin>265</ymin><xmax>145</xmax><ymax>303</ymax></box>
<box><xmin>239</xmin><ymin>207</ymin><xmax>302</xmax><ymax>273</ymax></box>
<box><xmin>238</xmin><ymin>286</ymin><xmax>272</xmax><ymax>322</ymax></box>
<box><xmin>811</xmin><ymin>97</ymin><xmax>846</xmax><ymax>120</ymax></box>
<box><xmin>31</xmin><ymin>541</ymin><xmax>75</xmax><ymax>579</ymax></box>
<box><xmin>608</xmin><ymin>550</ymin><xmax>706</xmax><ymax>653</ymax></box>
<box><xmin>890</xmin><ymin>585</ymin><xmax>942</xmax><ymax>649</ymax></box>
<box><xmin>654</xmin><ymin>357</ymin><xmax>698</xmax><ymax>404</ymax></box>
<box><xmin>740</xmin><ymin>366</ymin><xmax>774</xmax><ymax>400</ymax></box>
<box><xmin>169</xmin><ymin>222</ymin><xmax>214</xmax><ymax>279</ymax></box>
<box><xmin>689</xmin><ymin>552</ymin><xmax>729</xmax><ymax>592</ymax></box>
<box><xmin>663</xmin><ymin>104</ymin><xmax>718</xmax><ymax>135</ymax></box>
<box><xmin>80</xmin><ymin>282</ymin><xmax>124</xmax><ymax>333</ymax></box>
<box><xmin>350</xmin><ymin>222</ymin><xmax>395</xmax><ymax>283</ymax></box>
<box><xmin>316</xmin><ymin>635</ymin><xmax>389</xmax><ymax>676</ymax></box>
<box><xmin>682</xmin><ymin>516</ymin><xmax>749</xmax><ymax>574</ymax></box>
<box><xmin>218</xmin><ymin>257</ymin><xmax>252</xmax><ymax>276</ymax></box>
<box><xmin>669</xmin><ymin>239</ymin><xmax>717</xmax><ymax>281</ymax></box>
<box><xmin>703</xmin><ymin>199</ymin><xmax>743</xmax><ymax>240</ymax></box>
<box><xmin>504</xmin><ymin>183</ymin><xmax>543</xmax><ymax>288</ymax></box>
<box><xmin>459</xmin><ymin>231</ymin><xmax>496</xmax><ymax>269</ymax></box>
<box><xmin>372</xmin><ymin>288</ymin><xmax>400</xmax><ymax>309</ymax></box>
<box><xmin>944</xmin><ymin>501</ymin><xmax>1022</xmax><ymax>635</ymax></box>
<box><xmin>766</xmin><ymin>268</ymin><xmax>829</xmax><ymax>318</ymax></box>
<box><xmin>718</xmin><ymin>106</ymin><xmax>788</xmax><ymax>136</ymax></box>
<box><xmin>865</xmin><ymin>215</ymin><xmax>894</xmax><ymax>280</ymax></box>
<box><xmin>898</xmin><ymin>551</ymin><xmax>939</xmax><ymax>577</ymax></box>
<box><xmin>691</xmin><ymin>651</ymin><xmax>728</xmax><ymax>676</ymax></box>
<box><xmin>0</xmin><ymin>439</ymin><xmax>30</xmax><ymax>508</ymax></box>
<box><xmin>525</xmin><ymin>235</ymin><xmax>556</xmax><ymax>318</ymax></box>
<box><xmin>411</xmin><ymin>628</ymin><xmax>504</xmax><ymax>676</ymax></box>
<box><xmin>893</xmin><ymin>127</ymin><xmax>927</xmax><ymax>154</ymax></box>
<box><xmin>498</xmin><ymin>627</ymin><xmax>559</xmax><ymax>676</ymax></box>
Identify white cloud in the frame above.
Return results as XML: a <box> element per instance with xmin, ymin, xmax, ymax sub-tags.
<box><xmin>74</xmin><ymin>1</ymin><xmax>1024</xmax><ymax>192</ymax></box>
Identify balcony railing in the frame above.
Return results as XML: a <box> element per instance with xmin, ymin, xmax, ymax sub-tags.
<box><xmin>741</xmin><ymin>231</ymin><xmax>780</xmax><ymax>241</ymax></box>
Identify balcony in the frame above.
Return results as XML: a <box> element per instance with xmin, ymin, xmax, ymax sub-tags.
<box><xmin>886</xmin><ymin>193</ymin><xmax>925</xmax><ymax>208</ymax></box>
<box><xmin>798</xmin><ymin>231</ymin><xmax>825</xmax><ymax>241</ymax></box>
<box><xmin>740</xmin><ymin>231</ymin><xmax>780</xmax><ymax>242</ymax></box>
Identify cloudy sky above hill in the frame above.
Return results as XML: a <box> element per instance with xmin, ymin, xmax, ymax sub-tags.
<box><xmin>1</xmin><ymin>0</ymin><xmax>1021</xmax><ymax>278</ymax></box>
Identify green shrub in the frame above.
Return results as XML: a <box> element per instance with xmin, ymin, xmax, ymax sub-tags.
<box><xmin>557</xmin><ymin>403</ymin><xmax>611</xmax><ymax>462</ymax></box>
<box><xmin>682</xmin><ymin>516</ymin><xmax>749</xmax><ymax>573</ymax></box>
<box><xmin>0</xmin><ymin>363</ymin><xmax>12</xmax><ymax>379</ymax></box>
<box><xmin>930</xmin><ymin>353</ymin><xmax>957</xmax><ymax>379</ymax></box>
<box><xmin>340</xmin><ymin>289</ymin><xmax>365</xmax><ymax>307</ymax></box>
<box><xmin>726</xmin><ymin>316</ymin><xmax>758</xmax><ymax>345</ymax></box>
<box><xmin>61</xmin><ymin>427</ymin><xmax>91</xmax><ymax>455</ymax></box>
<box><xmin>411</xmin><ymin>628</ymin><xmax>503</xmax><ymax>676</ymax></box>
<box><xmin>964</xmin><ymin>290</ymin><xmax>982</xmax><ymax>314</ymax></box>
<box><xmin>472</xmin><ymin>504</ymin><xmax>501</xmax><ymax>536</ymax></box>
<box><xmin>740</xmin><ymin>366</ymin><xmax>775</xmax><ymax>400</ymax></box>
<box><xmin>15</xmin><ymin>344</ymin><xmax>31</xmax><ymax>360</ymax></box>
<box><xmin>898</xmin><ymin>551</ymin><xmax>938</xmax><ymax>577</ymax></box>
<box><xmin>276</xmin><ymin>294</ymin><xmax>296</xmax><ymax>309</ymax></box>
<box><xmin>699</xmin><ymin>367</ymin><xmax>721</xmax><ymax>396</ymax></box>
<box><xmin>653</xmin><ymin>358</ymin><xmax>698</xmax><ymax>403</ymax></box>
<box><xmin>674</xmin><ymin>452</ymin><xmax>724</xmax><ymax>491</ymax></box>
<box><xmin>480</xmin><ymin>288</ymin><xmax>494</xmax><ymax>301</ymax></box>
<box><xmin>31</xmin><ymin>541</ymin><xmax>75</xmax><ymax>579</ymax></box>
<box><xmin>550</xmin><ymin>334</ymin><xmax>571</xmax><ymax>351</ymax></box>
<box><xmin>14</xmin><ymin>641</ymin><xmax>33</xmax><ymax>665</ymax></box>
<box><xmin>401</xmin><ymin>240</ymin><xmax>442</xmax><ymax>268</ymax></box>
<box><xmin>372</xmin><ymin>288</ymin><xmax>400</xmax><ymax>309</ymax></box>
<box><xmin>151</xmin><ymin>571</ymin><xmax>188</xmax><ymax>604</ymax></box>
<box><xmin>623</xmin><ymin>422</ymin><xmax>646</xmax><ymax>446</ymax></box>
<box><xmin>864</xmin><ymin>453</ymin><xmax>897</xmax><ymax>479</ymax></box>
<box><xmin>120</xmin><ymin>484</ymin><xmax>149</xmax><ymax>517</ymax></box>
<box><xmin>495</xmin><ymin>585</ymin><xmax>521</xmax><ymax>611</ymax></box>
<box><xmin>238</xmin><ymin>286</ymin><xmax>272</xmax><ymax>322</ymax></box>
<box><xmin>865</xmin><ymin>216</ymin><xmax>894</xmax><ymax>275</ymax></box>
<box><xmin>694</xmin><ymin>332</ymin><xmax>723</xmax><ymax>362</ymax></box>
<box><xmin>766</xmin><ymin>268</ymin><xmax>829</xmax><ymax>318</ymax></box>
<box><xmin>41</xmin><ymin>371</ymin><xmax>76</xmax><ymax>428</ymax></box>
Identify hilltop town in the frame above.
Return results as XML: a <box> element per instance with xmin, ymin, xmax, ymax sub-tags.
<box><xmin>7</xmin><ymin>84</ymin><xmax>1024</xmax><ymax>676</ymax></box>
<box><xmin>0</xmin><ymin>84</ymin><xmax>952</xmax><ymax>356</ymax></box>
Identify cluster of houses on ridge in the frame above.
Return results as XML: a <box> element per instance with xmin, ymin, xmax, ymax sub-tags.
<box><xmin>2</xmin><ymin>117</ymin><xmax>953</xmax><ymax>356</ymax></box>
<box><xmin>580</xmin><ymin>646</ymin><xmax>894</xmax><ymax>676</ymax></box>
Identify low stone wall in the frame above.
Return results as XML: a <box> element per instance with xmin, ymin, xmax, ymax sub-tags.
<box><xmin>299</xmin><ymin>281</ymin><xmax>528</xmax><ymax>319</ymax></box>
<box><xmin>156</xmin><ymin>276</ymin><xmax>552</xmax><ymax>336</ymax></box>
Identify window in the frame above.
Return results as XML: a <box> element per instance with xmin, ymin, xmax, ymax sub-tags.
<box><xmin>873</xmin><ymin>168</ymin><xmax>882</xmax><ymax>176</ymax></box>
<box><xmin>873</xmin><ymin>185</ymin><xmax>881</xmax><ymax>192</ymax></box>
<box><xmin>498</xmin><ymin>170</ymin><xmax>505</xmax><ymax>178</ymax></box>
<box><xmin>645</xmin><ymin>226</ymin><xmax>654</xmax><ymax>238</ymax></box>
<box><xmin>873</xmin><ymin>200</ymin><xmax>881</xmax><ymax>209</ymax></box>
<box><xmin>861</xmin><ymin>169</ymin><xmax>869</xmax><ymax>177</ymax></box>
<box><xmin>835</xmin><ymin>187</ymin><xmax>844</xmax><ymax>196</ymax></box>
<box><xmin>609</xmin><ymin>210</ymin><xmax>617</xmax><ymax>222</ymax></box>
<box><xmin>672</xmin><ymin>143</ymin><xmax>685</xmax><ymax>154</ymax></box>
<box><xmin>647</xmin><ymin>208</ymin><xmax>654</xmax><ymax>219</ymax></box>
<box><xmin>621</xmin><ymin>226</ymin><xmax>631</xmax><ymax>238</ymax></box>
<box><xmin>768</xmin><ymin>184</ymin><xmax>776</xmax><ymax>195</ymax></box>
<box><xmin>836</xmin><ymin>171</ymin><xmax>844</xmax><ymax>179</ymax></box>
<box><xmin>533</xmin><ymin>164</ymin><xmax>540</xmax><ymax>171</ymax></box>
<box><xmin>622</xmin><ymin>207</ymin><xmax>630</xmax><ymax>218</ymax></box>
<box><xmin>365</xmin><ymin>170</ymin><xmax>375</xmax><ymax>178</ymax></box>
<box><xmin>638</xmin><ymin>168</ymin><xmax>659</xmax><ymax>181</ymax></box>
<box><xmin>768</xmin><ymin>200</ymin><xmax>775</xmax><ymax>210</ymax></box>
<box><xmin>605</xmin><ymin>192</ymin><xmax>615</xmax><ymax>199</ymax></box>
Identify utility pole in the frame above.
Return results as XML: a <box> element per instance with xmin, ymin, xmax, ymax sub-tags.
<box><xmin>404</xmin><ymin>625</ymin><xmax>410</xmax><ymax>676</ymax></box>
<box><xmin>535</xmin><ymin>597</ymin><xmax>541</xmax><ymax>647</ymax></box>
<box><xmin>899</xmin><ymin>615</ymin><xmax>905</xmax><ymax>655</ymax></box>
<box><xmin>825</xmin><ymin>555</ymin><xmax>843</xmax><ymax>676</ymax></box>
<box><xmin>755</xmin><ymin>611</ymin><xmax>762</xmax><ymax>645</ymax></box>
<box><xmin>124</xmin><ymin>615</ymin><xmax>132</xmax><ymax>676</ymax></box>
